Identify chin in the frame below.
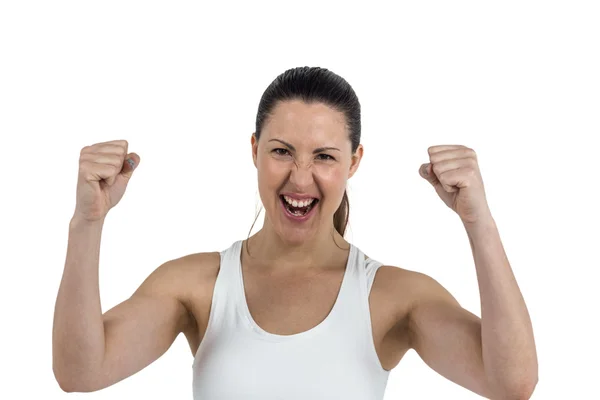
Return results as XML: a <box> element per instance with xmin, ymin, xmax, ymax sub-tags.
<box><xmin>269</xmin><ymin>219</ymin><xmax>321</xmax><ymax>248</ymax></box>
<box><xmin>279</xmin><ymin>227</ymin><xmax>316</xmax><ymax>245</ymax></box>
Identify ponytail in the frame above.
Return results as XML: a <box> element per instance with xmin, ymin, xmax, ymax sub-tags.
<box><xmin>333</xmin><ymin>189</ymin><xmax>349</xmax><ymax>237</ymax></box>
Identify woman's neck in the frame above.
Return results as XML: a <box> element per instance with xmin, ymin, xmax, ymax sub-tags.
<box><xmin>245</xmin><ymin>224</ymin><xmax>349</xmax><ymax>273</ymax></box>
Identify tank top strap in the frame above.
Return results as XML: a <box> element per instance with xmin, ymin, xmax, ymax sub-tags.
<box><xmin>218</xmin><ymin>239</ymin><xmax>245</xmax><ymax>310</ymax></box>
<box><xmin>212</xmin><ymin>240</ymin><xmax>243</xmax><ymax>305</ymax></box>
<box><xmin>191</xmin><ymin>240</ymin><xmax>242</xmax><ymax>368</ymax></box>
<box><xmin>364</xmin><ymin>255</ymin><xmax>384</xmax><ymax>295</ymax></box>
<box><xmin>220</xmin><ymin>240</ymin><xmax>243</xmax><ymax>272</ymax></box>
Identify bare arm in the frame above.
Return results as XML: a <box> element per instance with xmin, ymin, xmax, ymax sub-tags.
<box><xmin>52</xmin><ymin>216</ymin><xmax>193</xmax><ymax>392</ymax></box>
<box><xmin>407</xmin><ymin>272</ymin><xmax>491</xmax><ymax>397</ymax></box>
<box><xmin>405</xmin><ymin>218</ymin><xmax>538</xmax><ymax>399</ymax></box>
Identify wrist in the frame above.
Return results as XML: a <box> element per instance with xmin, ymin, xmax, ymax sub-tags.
<box><xmin>69</xmin><ymin>214</ymin><xmax>105</xmax><ymax>231</ymax></box>
<box><xmin>461</xmin><ymin>210</ymin><xmax>495</xmax><ymax>229</ymax></box>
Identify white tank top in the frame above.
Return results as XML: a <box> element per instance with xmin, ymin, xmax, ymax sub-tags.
<box><xmin>192</xmin><ymin>240</ymin><xmax>391</xmax><ymax>399</ymax></box>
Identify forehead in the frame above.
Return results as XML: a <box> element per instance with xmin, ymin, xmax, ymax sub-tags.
<box><xmin>262</xmin><ymin>100</ymin><xmax>348</xmax><ymax>143</ymax></box>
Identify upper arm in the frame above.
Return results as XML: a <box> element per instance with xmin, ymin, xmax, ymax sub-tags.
<box><xmin>403</xmin><ymin>271</ymin><xmax>493</xmax><ymax>398</ymax></box>
<box><xmin>86</xmin><ymin>256</ymin><xmax>197</xmax><ymax>392</ymax></box>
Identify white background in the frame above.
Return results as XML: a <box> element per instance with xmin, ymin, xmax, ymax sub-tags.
<box><xmin>1</xmin><ymin>1</ymin><xmax>598</xmax><ymax>398</ymax></box>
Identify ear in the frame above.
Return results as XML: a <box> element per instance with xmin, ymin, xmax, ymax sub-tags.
<box><xmin>348</xmin><ymin>144</ymin><xmax>363</xmax><ymax>179</ymax></box>
<box><xmin>251</xmin><ymin>133</ymin><xmax>258</xmax><ymax>168</ymax></box>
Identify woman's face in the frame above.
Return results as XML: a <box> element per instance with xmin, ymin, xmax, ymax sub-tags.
<box><xmin>252</xmin><ymin>99</ymin><xmax>363</xmax><ymax>244</ymax></box>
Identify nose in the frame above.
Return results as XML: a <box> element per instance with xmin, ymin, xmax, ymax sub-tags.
<box><xmin>288</xmin><ymin>158</ymin><xmax>315</xmax><ymax>189</ymax></box>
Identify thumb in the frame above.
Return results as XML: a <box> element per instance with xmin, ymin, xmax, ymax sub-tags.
<box><xmin>419</xmin><ymin>163</ymin><xmax>434</xmax><ymax>183</ymax></box>
<box><xmin>119</xmin><ymin>152</ymin><xmax>140</xmax><ymax>180</ymax></box>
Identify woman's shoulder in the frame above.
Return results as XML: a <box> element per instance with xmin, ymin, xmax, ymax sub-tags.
<box><xmin>375</xmin><ymin>263</ymin><xmax>444</xmax><ymax>295</ymax></box>
<box><xmin>145</xmin><ymin>251</ymin><xmax>222</xmax><ymax>300</ymax></box>
<box><xmin>371</xmin><ymin>263</ymin><xmax>446</xmax><ymax>316</ymax></box>
<box><xmin>168</xmin><ymin>251</ymin><xmax>222</xmax><ymax>282</ymax></box>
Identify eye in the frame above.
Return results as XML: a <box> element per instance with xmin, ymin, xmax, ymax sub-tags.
<box><xmin>316</xmin><ymin>154</ymin><xmax>335</xmax><ymax>161</ymax></box>
<box><xmin>272</xmin><ymin>148</ymin><xmax>291</xmax><ymax>156</ymax></box>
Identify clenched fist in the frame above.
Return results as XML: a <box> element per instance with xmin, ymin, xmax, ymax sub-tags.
<box><xmin>73</xmin><ymin>140</ymin><xmax>140</xmax><ymax>222</ymax></box>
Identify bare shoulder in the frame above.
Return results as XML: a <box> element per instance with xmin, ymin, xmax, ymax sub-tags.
<box><xmin>137</xmin><ymin>251</ymin><xmax>220</xmax><ymax>326</ymax></box>
<box><xmin>160</xmin><ymin>251</ymin><xmax>222</xmax><ymax>300</ymax></box>
<box><xmin>167</xmin><ymin>251</ymin><xmax>221</xmax><ymax>278</ymax></box>
<box><xmin>371</xmin><ymin>265</ymin><xmax>456</xmax><ymax>320</ymax></box>
<box><xmin>142</xmin><ymin>251</ymin><xmax>220</xmax><ymax>290</ymax></box>
<box><xmin>363</xmin><ymin>264</ymin><xmax>454</xmax><ymax>370</ymax></box>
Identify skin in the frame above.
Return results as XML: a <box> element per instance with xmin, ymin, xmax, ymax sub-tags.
<box><xmin>247</xmin><ymin>99</ymin><xmax>363</xmax><ymax>271</ymax></box>
<box><xmin>241</xmin><ymin>99</ymin><xmax>537</xmax><ymax>398</ymax></box>
<box><xmin>56</xmin><ymin>99</ymin><xmax>536</xmax><ymax>399</ymax></box>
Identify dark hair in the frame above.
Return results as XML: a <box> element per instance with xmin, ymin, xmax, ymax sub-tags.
<box><xmin>249</xmin><ymin>66</ymin><xmax>361</xmax><ymax>240</ymax></box>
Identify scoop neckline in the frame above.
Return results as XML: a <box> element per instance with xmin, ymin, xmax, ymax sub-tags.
<box><xmin>235</xmin><ymin>240</ymin><xmax>355</xmax><ymax>342</ymax></box>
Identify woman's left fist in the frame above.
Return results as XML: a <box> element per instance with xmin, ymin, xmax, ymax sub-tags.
<box><xmin>419</xmin><ymin>145</ymin><xmax>492</xmax><ymax>225</ymax></box>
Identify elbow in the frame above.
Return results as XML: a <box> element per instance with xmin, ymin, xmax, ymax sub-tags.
<box><xmin>490</xmin><ymin>375</ymin><xmax>538</xmax><ymax>400</ymax></box>
<box><xmin>516</xmin><ymin>375</ymin><xmax>538</xmax><ymax>400</ymax></box>
<box><xmin>514</xmin><ymin>359</ymin><xmax>539</xmax><ymax>400</ymax></box>
<box><xmin>56</xmin><ymin>380</ymin><xmax>77</xmax><ymax>393</ymax></box>
<box><xmin>54</xmin><ymin>366</ymin><xmax>81</xmax><ymax>393</ymax></box>
<box><xmin>495</xmin><ymin>375</ymin><xmax>538</xmax><ymax>400</ymax></box>
<box><xmin>54</xmin><ymin>375</ymin><xmax>96</xmax><ymax>393</ymax></box>
<box><xmin>54</xmin><ymin>367</ymin><xmax>77</xmax><ymax>393</ymax></box>
<box><xmin>53</xmin><ymin>358</ymin><xmax>73</xmax><ymax>392</ymax></box>
<box><xmin>53</xmin><ymin>363</ymin><xmax>97</xmax><ymax>393</ymax></box>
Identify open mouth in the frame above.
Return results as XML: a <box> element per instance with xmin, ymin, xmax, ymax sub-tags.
<box><xmin>280</xmin><ymin>195</ymin><xmax>319</xmax><ymax>217</ymax></box>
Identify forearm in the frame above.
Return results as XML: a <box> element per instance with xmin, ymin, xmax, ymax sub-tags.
<box><xmin>463</xmin><ymin>216</ymin><xmax>538</xmax><ymax>399</ymax></box>
<box><xmin>52</xmin><ymin>216</ymin><xmax>107</xmax><ymax>389</ymax></box>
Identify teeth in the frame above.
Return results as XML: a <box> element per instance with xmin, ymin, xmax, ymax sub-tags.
<box><xmin>283</xmin><ymin>195</ymin><xmax>316</xmax><ymax>208</ymax></box>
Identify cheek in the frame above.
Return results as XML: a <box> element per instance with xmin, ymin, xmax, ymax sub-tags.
<box><xmin>316</xmin><ymin>165</ymin><xmax>346</xmax><ymax>189</ymax></box>
<box><xmin>257</xmin><ymin>158</ymin><xmax>287</xmax><ymax>188</ymax></box>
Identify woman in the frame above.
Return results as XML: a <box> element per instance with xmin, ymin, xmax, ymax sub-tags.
<box><xmin>53</xmin><ymin>66</ymin><xmax>538</xmax><ymax>399</ymax></box>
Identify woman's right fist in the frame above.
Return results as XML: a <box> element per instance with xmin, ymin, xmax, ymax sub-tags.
<box><xmin>74</xmin><ymin>140</ymin><xmax>140</xmax><ymax>222</ymax></box>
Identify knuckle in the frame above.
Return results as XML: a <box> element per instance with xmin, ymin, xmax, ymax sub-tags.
<box><xmin>106</xmin><ymin>154</ymin><xmax>121</xmax><ymax>167</ymax></box>
<box><xmin>79</xmin><ymin>152</ymin><xmax>91</xmax><ymax>163</ymax></box>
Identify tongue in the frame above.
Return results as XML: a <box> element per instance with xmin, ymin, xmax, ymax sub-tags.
<box><xmin>289</xmin><ymin>203</ymin><xmax>309</xmax><ymax>215</ymax></box>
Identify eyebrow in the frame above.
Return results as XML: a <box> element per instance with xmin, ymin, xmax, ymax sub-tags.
<box><xmin>268</xmin><ymin>139</ymin><xmax>340</xmax><ymax>153</ymax></box>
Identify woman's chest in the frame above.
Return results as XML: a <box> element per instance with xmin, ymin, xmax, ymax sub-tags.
<box><xmin>185</xmin><ymin>263</ymin><xmax>412</xmax><ymax>371</ymax></box>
